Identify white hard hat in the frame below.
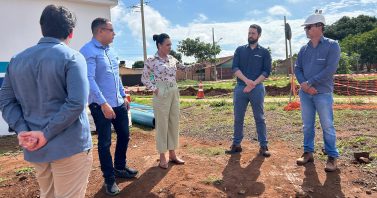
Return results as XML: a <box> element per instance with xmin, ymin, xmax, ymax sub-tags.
<box><xmin>302</xmin><ymin>9</ymin><xmax>326</xmax><ymax>26</ymax></box>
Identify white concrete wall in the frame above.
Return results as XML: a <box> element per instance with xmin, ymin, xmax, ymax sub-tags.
<box><xmin>0</xmin><ymin>0</ymin><xmax>117</xmax><ymax>135</ymax></box>
<box><xmin>0</xmin><ymin>0</ymin><xmax>117</xmax><ymax>61</ymax></box>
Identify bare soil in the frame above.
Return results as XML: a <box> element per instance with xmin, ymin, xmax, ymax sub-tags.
<box><xmin>0</xmin><ymin>103</ymin><xmax>376</xmax><ymax>198</ymax></box>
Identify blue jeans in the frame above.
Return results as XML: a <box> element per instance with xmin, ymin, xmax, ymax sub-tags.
<box><xmin>89</xmin><ymin>103</ymin><xmax>130</xmax><ymax>185</ymax></box>
<box><xmin>299</xmin><ymin>90</ymin><xmax>339</xmax><ymax>158</ymax></box>
<box><xmin>233</xmin><ymin>84</ymin><xmax>268</xmax><ymax>147</ymax></box>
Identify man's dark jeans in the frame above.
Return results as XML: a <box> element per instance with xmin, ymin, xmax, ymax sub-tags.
<box><xmin>89</xmin><ymin>103</ymin><xmax>130</xmax><ymax>185</ymax></box>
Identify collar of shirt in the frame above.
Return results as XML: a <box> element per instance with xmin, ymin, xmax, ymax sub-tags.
<box><xmin>307</xmin><ymin>36</ymin><xmax>325</xmax><ymax>47</ymax></box>
<box><xmin>38</xmin><ymin>37</ymin><xmax>65</xmax><ymax>45</ymax></box>
<box><xmin>154</xmin><ymin>52</ymin><xmax>171</xmax><ymax>62</ymax></box>
<box><xmin>91</xmin><ymin>38</ymin><xmax>109</xmax><ymax>50</ymax></box>
<box><xmin>244</xmin><ymin>43</ymin><xmax>262</xmax><ymax>50</ymax></box>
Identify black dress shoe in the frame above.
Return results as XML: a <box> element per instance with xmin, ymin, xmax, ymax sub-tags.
<box><xmin>125</xmin><ymin>166</ymin><xmax>138</xmax><ymax>175</ymax></box>
<box><xmin>114</xmin><ymin>168</ymin><xmax>137</xmax><ymax>178</ymax></box>
<box><xmin>225</xmin><ymin>145</ymin><xmax>242</xmax><ymax>154</ymax></box>
<box><xmin>103</xmin><ymin>182</ymin><xmax>120</xmax><ymax>196</ymax></box>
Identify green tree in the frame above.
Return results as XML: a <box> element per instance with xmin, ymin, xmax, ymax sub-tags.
<box><xmin>169</xmin><ymin>49</ymin><xmax>182</xmax><ymax>62</ymax></box>
<box><xmin>324</xmin><ymin>15</ymin><xmax>377</xmax><ymax>41</ymax></box>
<box><xmin>337</xmin><ymin>52</ymin><xmax>352</xmax><ymax>74</ymax></box>
<box><xmin>341</xmin><ymin>27</ymin><xmax>377</xmax><ymax>72</ymax></box>
<box><xmin>132</xmin><ymin>60</ymin><xmax>144</xmax><ymax>68</ymax></box>
<box><xmin>349</xmin><ymin>52</ymin><xmax>361</xmax><ymax>72</ymax></box>
<box><xmin>177</xmin><ymin>37</ymin><xmax>221</xmax><ymax>63</ymax></box>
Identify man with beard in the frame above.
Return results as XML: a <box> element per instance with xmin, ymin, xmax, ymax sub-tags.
<box><xmin>295</xmin><ymin>11</ymin><xmax>340</xmax><ymax>172</ymax></box>
<box><xmin>225</xmin><ymin>24</ymin><xmax>272</xmax><ymax>157</ymax></box>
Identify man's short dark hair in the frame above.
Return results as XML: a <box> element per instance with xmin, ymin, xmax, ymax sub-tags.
<box><xmin>91</xmin><ymin>18</ymin><xmax>110</xmax><ymax>34</ymax></box>
<box><xmin>249</xmin><ymin>24</ymin><xmax>262</xmax><ymax>35</ymax></box>
<box><xmin>39</xmin><ymin>5</ymin><xmax>76</xmax><ymax>39</ymax></box>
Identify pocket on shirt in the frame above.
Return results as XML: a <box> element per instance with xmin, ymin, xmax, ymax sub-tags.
<box><xmin>316</xmin><ymin>58</ymin><xmax>326</xmax><ymax>66</ymax></box>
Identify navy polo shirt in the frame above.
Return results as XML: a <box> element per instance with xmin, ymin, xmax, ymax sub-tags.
<box><xmin>232</xmin><ymin>44</ymin><xmax>272</xmax><ymax>86</ymax></box>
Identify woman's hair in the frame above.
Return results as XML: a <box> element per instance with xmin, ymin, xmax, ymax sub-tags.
<box><xmin>152</xmin><ymin>33</ymin><xmax>170</xmax><ymax>49</ymax></box>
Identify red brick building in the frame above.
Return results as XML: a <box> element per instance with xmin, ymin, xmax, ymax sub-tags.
<box><xmin>176</xmin><ymin>55</ymin><xmax>234</xmax><ymax>81</ymax></box>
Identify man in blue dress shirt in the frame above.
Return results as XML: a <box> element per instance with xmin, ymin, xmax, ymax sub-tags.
<box><xmin>295</xmin><ymin>11</ymin><xmax>340</xmax><ymax>172</ymax></box>
<box><xmin>80</xmin><ymin>18</ymin><xmax>138</xmax><ymax>196</ymax></box>
<box><xmin>226</xmin><ymin>24</ymin><xmax>272</xmax><ymax>157</ymax></box>
<box><xmin>0</xmin><ymin>5</ymin><xmax>92</xmax><ymax>198</ymax></box>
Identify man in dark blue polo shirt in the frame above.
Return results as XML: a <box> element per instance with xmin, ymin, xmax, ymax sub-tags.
<box><xmin>295</xmin><ymin>11</ymin><xmax>340</xmax><ymax>172</ymax></box>
<box><xmin>226</xmin><ymin>24</ymin><xmax>272</xmax><ymax>157</ymax></box>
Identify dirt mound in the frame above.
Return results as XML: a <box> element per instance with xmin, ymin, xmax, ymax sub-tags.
<box><xmin>179</xmin><ymin>87</ymin><xmax>197</xmax><ymax>96</ymax></box>
<box><xmin>179</xmin><ymin>87</ymin><xmax>232</xmax><ymax>97</ymax></box>
<box><xmin>179</xmin><ymin>85</ymin><xmax>297</xmax><ymax>97</ymax></box>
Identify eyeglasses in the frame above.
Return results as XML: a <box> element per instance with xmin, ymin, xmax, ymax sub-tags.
<box><xmin>304</xmin><ymin>23</ymin><xmax>322</xmax><ymax>31</ymax></box>
<box><xmin>102</xmin><ymin>28</ymin><xmax>114</xmax><ymax>32</ymax></box>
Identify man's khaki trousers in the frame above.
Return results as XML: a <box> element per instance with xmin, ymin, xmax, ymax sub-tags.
<box><xmin>30</xmin><ymin>150</ymin><xmax>93</xmax><ymax>198</ymax></box>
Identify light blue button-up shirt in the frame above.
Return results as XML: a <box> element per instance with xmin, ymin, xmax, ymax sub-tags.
<box><xmin>0</xmin><ymin>37</ymin><xmax>92</xmax><ymax>163</ymax></box>
<box><xmin>80</xmin><ymin>38</ymin><xmax>125</xmax><ymax>107</ymax></box>
<box><xmin>295</xmin><ymin>36</ymin><xmax>341</xmax><ymax>93</ymax></box>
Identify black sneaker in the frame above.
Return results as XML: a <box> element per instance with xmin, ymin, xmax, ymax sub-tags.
<box><xmin>259</xmin><ymin>146</ymin><xmax>271</xmax><ymax>157</ymax></box>
<box><xmin>225</xmin><ymin>145</ymin><xmax>242</xmax><ymax>154</ymax></box>
<box><xmin>104</xmin><ymin>182</ymin><xmax>120</xmax><ymax>196</ymax></box>
<box><xmin>114</xmin><ymin>167</ymin><xmax>138</xmax><ymax>178</ymax></box>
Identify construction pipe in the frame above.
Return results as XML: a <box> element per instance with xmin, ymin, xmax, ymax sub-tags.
<box><xmin>130</xmin><ymin>103</ymin><xmax>155</xmax><ymax>128</ymax></box>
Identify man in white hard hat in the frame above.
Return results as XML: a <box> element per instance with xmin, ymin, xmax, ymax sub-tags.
<box><xmin>294</xmin><ymin>10</ymin><xmax>341</xmax><ymax>172</ymax></box>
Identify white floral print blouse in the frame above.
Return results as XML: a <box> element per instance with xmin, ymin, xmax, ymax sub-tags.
<box><xmin>141</xmin><ymin>53</ymin><xmax>197</xmax><ymax>91</ymax></box>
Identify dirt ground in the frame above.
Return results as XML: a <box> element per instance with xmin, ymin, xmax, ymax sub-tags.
<box><xmin>0</xmin><ymin>103</ymin><xmax>376</xmax><ymax>198</ymax></box>
<box><xmin>0</xmin><ymin>134</ymin><xmax>376</xmax><ymax>197</ymax></box>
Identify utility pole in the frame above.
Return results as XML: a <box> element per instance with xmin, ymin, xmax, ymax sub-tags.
<box><xmin>284</xmin><ymin>16</ymin><xmax>288</xmax><ymax>60</ymax></box>
<box><xmin>212</xmin><ymin>27</ymin><xmax>218</xmax><ymax>81</ymax></box>
<box><xmin>140</xmin><ymin>0</ymin><xmax>147</xmax><ymax>62</ymax></box>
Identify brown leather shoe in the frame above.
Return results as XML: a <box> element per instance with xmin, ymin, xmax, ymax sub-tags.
<box><xmin>296</xmin><ymin>152</ymin><xmax>314</xmax><ymax>165</ymax></box>
<box><xmin>325</xmin><ymin>157</ymin><xmax>338</xmax><ymax>172</ymax></box>
<box><xmin>225</xmin><ymin>145</ymin><xmax>242</xmax><ymax>154</ymax></box>
<box><xmin>259</xmin><ymin>146</ymin><xmax>271</xmax><ymax>157</ymax></box>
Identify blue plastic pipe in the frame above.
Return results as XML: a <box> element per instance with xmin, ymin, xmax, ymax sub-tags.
<box><xmin>130</xmin><ymin>103</ymin><xmax>155</xmax><ymax>128</ymax></box>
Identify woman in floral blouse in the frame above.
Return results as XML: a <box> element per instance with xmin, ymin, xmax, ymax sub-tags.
<box><xmin>141</xmin><ymin>33</ymin><xmax>199</xmax><ymax>169</ymax></box>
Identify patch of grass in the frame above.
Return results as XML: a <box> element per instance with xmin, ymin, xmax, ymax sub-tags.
<box><xmin>202</xmin><ymin>175</ymin><xmax>224</xmax><ymax>185</ymax></box>
<box><xmin>351</xmin><ymin>76</ymin><xmax>377</xmax><ymax>81</ymax></box>
<box><xmin>361</xmin><ymin>163</ymin><xmax>376</xmax><ymax>171</ymax></box>
<box><xmin>0</xmin><ymin>149</ymin><xmax>23</xmax><ymax>157</ymax></box>
<box><xmin>132</xmin><ymin>98</ymin><xmax>152</xmax><ymax>105</ymax></box>
<box><xmin>15</xmin><ymin>167</ymin><xmax>34</xmax><ymax>175</ymax></box>
<box><xmin>351</xmin><ymin>136</ymin><xmax>367</xmax><ymax>144</ymax></box>
<box><xmin>178</xmin><ymin>79</ymin><xmax>235</xmax><ymax>90</ymax></box>
<box><xmin>189</xmin><ymin>147</ymin><xmax>225</xmax><ymax>157</ymax></box>
<box><xmin>209</xmin><ymin>100</ymin><xmax>227</xmax><ymax>107</ymax></box>
<box><xmin>180</xmin><ymin>100</ymin><xmax>205</xmax><ymax>109</ymax></box>
<box><xmin>265</xmin><ymin>103</ymin><xmax>279</xmax><ymax>111</ymax></box>
<box><xmin>350</xmin><ymin>99</ymin><xmax>367</xmax><ymax>104</ymax></box>
<box><xmin>264</xmin><ymin>77</ymin><xmax>290</xmax><ymax>87</ymax></box>
<box><xmin>0</xmin><ymin>177</ymin><xmax>9</xmax><ymax>183</ymax></box>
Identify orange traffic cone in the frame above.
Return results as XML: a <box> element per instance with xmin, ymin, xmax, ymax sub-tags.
<box><xmin>125</xmin><ymin>86</ymin><xmax>131</xmax><ymax>103</ymax></box>
<box><xmin>196</xmin><ymin>81</ymin><xmax>205</xmax><ymax>99</ymax></box>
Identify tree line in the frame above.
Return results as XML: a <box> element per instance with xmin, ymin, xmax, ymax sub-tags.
<box><xmin>324</xmin><ymin>15</ymin><xmax>377</xmax><ymax>73</ymax></box>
